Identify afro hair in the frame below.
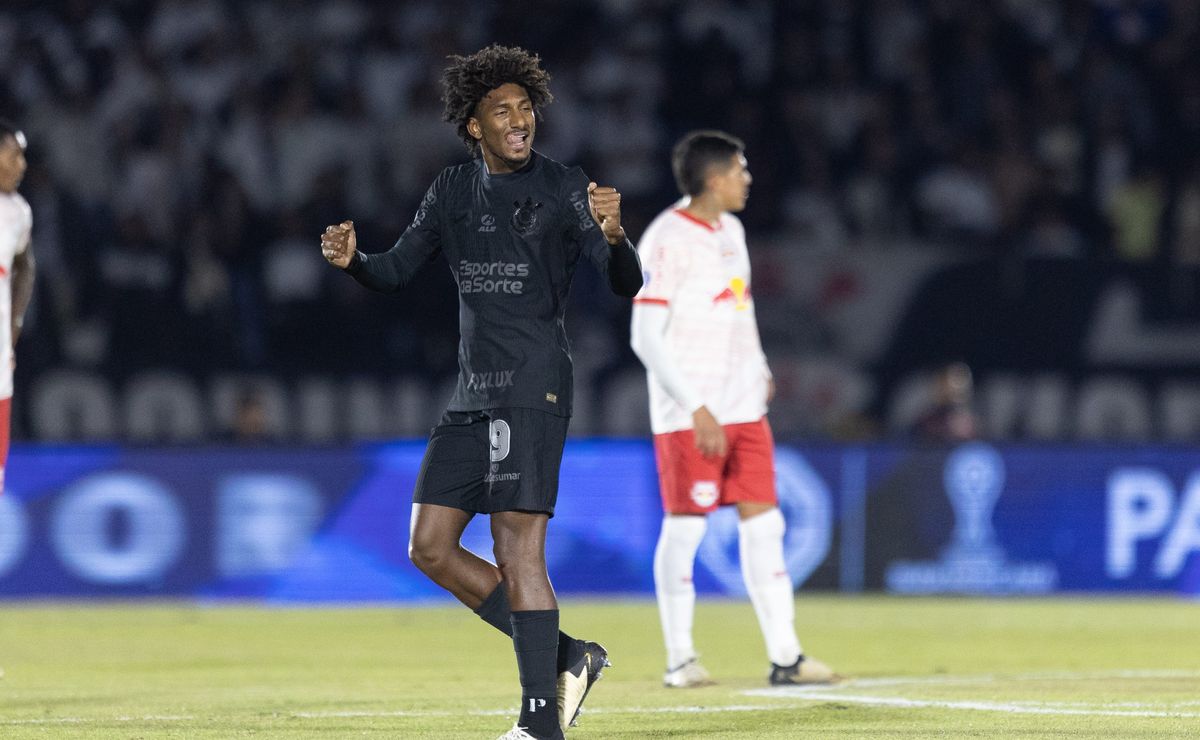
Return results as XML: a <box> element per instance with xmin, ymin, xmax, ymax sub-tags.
<box><xmin>441</xmin><ymin>44</ymin><xmax>553</xmax><ymax>156</ymax></box>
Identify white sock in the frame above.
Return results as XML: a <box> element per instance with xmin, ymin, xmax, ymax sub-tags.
<box><xmin>738</xmin><ymin>508</ymin><xmax>802</xmax><ymax>666</ymax></box>
<box><xmin>653</xmin><ymin>515</ymin><xmax>707</xmax><ymax>669</ymax></box>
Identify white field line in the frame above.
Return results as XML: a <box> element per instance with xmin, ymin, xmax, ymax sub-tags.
<box><xmin>3</xmin><ymin>670</ymin><xmax>1199</xmax><ymax>726</ymax></box>
<box><xmin>0</xmin><ymin>715</ymin><xmax>196</xmax><ymax>725</ymax></box>
<box><xmin>743</xmin><ymin>669</ymin><xmax>1200</xmax><ymax>719</ymax></box>
<box><xmin>742</xmin><ymin>690</ymin><xmax>1200</xmax><ymax>719</ymax></box>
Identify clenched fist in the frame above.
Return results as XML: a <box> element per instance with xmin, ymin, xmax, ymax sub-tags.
<box><xmin>587</xmin><ymin>182</ymin><xmax>626</xmax><ymax>245</ymax></box>
<box><xmin>321</xmin><ymin>220</ymin><xmax>356</xmax><ymax>269</ymax></box>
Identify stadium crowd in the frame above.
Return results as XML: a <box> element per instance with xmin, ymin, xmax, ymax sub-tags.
<box><xmin>3</xmin><ymin>0</ymin><xmax>1199</xmax><ymax>440</ymax></box>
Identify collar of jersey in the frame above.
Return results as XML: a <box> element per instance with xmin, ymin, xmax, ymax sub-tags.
<box><xmin>673</xmin><ymin>208</ymin><xmax>723</xmax><ymax>232</ymax></box>
<box><xmin>479</xmin><ymin>151</ymin><xmax>540</xmax><ymax>184</ymax></box>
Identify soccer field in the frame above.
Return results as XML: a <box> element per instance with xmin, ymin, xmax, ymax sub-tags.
<box><xmin>0</xmin><ymin>597</ymin><xmax>1196</xmax><ymax>739</ymax></box>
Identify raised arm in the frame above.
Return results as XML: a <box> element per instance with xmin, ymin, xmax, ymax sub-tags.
<box><xmin>321</xmin><ymin>177</ymin><xmax>444</xmax><ymax>292</ymax></box>
<box><xmin>320</xmin><ymin>220</ymin><xmax>438</xmax><ymax>293</ymax></box>
<box><xmin>581</xmin><ymin>181</ymin><xmax>643</xmax><ymax>297</ymax></box>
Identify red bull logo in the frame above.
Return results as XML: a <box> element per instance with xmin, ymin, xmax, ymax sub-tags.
<box><xmin>712</xmin><ymin>277</ymin><xmax>751</xmax><ymax>310</ymax></box>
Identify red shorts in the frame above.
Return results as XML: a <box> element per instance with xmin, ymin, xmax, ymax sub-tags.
<box><xmin>0</xmin><ymin>396</ymin><xmax>9</xmax><ymax>491</ymax></box>
<box><xmin>653</xmin><ymin>416</ymin><xmax>777</xmax><ymax>515</ymax></box>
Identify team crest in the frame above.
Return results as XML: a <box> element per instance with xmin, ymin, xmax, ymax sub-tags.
<box><xmin>690</xmin><ymin>481</ymin><xmax>719</xmax><ymax>508</ymax></box>
<box><xmin>511</xmin><ymin>197</ymin><xmax>542</xmax><ymax>235</ymax></box>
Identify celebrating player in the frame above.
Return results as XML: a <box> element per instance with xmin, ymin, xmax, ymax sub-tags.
<box><xmin>0</xmin><ymin>121</ymin><xmax>35</xmax><ymax>493</ymax></box>
<box><xmin>630</xmin><ymin>131</ymin><xmax>835</xmax><ymax>688</ymax></box>
<box><xmin>320</xmin><ymin>46</ymin><xmax>641</xmax><ymax>740</ymax></box>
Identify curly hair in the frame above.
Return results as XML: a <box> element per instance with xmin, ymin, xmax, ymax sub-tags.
<box><xmin>441</xmin><ymin>44</ymin><xmax>553</xmax><ymax>156</ymax></box>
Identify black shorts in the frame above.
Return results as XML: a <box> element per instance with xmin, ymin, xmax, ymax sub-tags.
<box><xmin>412</xmin><ymin>407</ymin><xmax>569</xmax><ymax>516</ymax></box>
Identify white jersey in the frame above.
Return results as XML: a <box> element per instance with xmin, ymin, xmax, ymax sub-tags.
<box><xmin>0</xmin><ymin>191</ymin><xmax>31</xmax><ymax>399</ymax></box>
<box><xmin>633</xmin><ymin>206</ymin><xmax>770</xmax><ymax>434</ymax></box>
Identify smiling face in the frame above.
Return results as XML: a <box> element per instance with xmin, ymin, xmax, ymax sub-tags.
<box><xmin>468</xmin><ymin>82</ymin><xmax>536</xmax><ymax>173</ymax></box>
<box><xmin>0</xmin><ymin>133</ymin><xmax>27</xmax><ymax>194</ymax></box>
<box><xmin>706</xmin><ymin>153</ymin><xmax>752</xmax><ymax>213</ymax></box>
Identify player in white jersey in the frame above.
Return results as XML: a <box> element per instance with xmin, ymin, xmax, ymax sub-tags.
<box><xmin>631</xmin><ymin>131</ymin><xmax>835</xmax><ymax>688</ymax></box>
<box><xmin>0</xmin><ymin>121</ymin><xmax>36</xmax><ymax>493</ymax></box>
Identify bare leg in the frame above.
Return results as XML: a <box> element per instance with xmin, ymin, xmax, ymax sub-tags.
<box><xmin>407</xmin><ymin>502</ymin><xmax>501</xmax><ymax>609</ymax></box>
<box><xmin>491</xmin><ymin>510</ymin><xmax>556</xmax><ymax>611</ymax></box>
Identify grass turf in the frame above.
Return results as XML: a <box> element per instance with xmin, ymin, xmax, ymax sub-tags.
<box><xmin>0</xmin><ymin>596</ymin><xmax>1197</xmax><ymax>738</ymax></box>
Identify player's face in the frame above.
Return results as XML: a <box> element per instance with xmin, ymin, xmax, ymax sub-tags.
<box><xmin>469</xmin><ymin>82</ymin><xmax>536</xmax><ymax>174</ymax></box>
<box><xmin>0</xmin><ymin>134</ymin><xmax>27</xmax><ymax>194</ymax></box>
<box><xmin>708</xmin><ymin>153</ymin><xmax>752</xmax><ymax>213</ymax></box>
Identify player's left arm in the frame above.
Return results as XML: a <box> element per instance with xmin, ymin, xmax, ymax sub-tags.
<box><xmin>584</xmin><ymin>181</ymin><xmax>642</xmax><ymax>297</ymax></box>
<box><xmin>10</xmin><ymin>237</ymin><xmax>35</xmax><ymax>350</ymax></box>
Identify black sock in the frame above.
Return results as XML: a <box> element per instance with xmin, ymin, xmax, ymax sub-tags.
<box><xmin>511</xmin><ymin>609</ymin><xmax>560</xmax><ymax>739</ymax></box>
<box><xmin>557</xmin><ymin>631</ymin><xmax>583</xmax><ymax>673</ymax></box>
<box><xmin>473</xmin><ymin>582</ymin><xmax>514</xmax><ymax>636</ymax></box>
<box><xmin>475</xmin><ymin>583</ymin><xmax>581</xmax><ymax>672</ymax></box>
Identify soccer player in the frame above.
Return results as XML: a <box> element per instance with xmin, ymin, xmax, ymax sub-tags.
<box><xmin>0</xmin><ymin>121</ymin><xmax>35</xmax><ymax>493</ymax></box>
<box><xmin>630</xmin><ymin>131</ymin><xmax>835</xmax><ymax>689</ymax></box>
<box><xmin>320</xmin><ymin>46</ymin><xmax>641</xmax><ymax>740</ymax></box>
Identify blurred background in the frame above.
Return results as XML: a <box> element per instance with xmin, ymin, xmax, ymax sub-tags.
<box><xmin>2</xmin><ymin>0</ymin><xmax>1199</xmax><ymax>600</ymax></box>
<box><xmin>8</xmin><ymin>0</ymin><xmax>1200</xmax><ymax>445</ymax></box>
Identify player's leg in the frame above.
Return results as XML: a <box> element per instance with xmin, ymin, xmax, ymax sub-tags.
<box><xmin>408</xmin><ymin>502</ymin><xmax>501</xmax><ymax>605</ymax></box>
<box><xmin>737</xmin><ymin>498</ymin><xmax>835</xmax><ymax>684</ymax></box>
<box><xmin>727</xmin><ymin>417</ymin><xmax>836</xmax><ymax>684</ymax></box>
<box><xmin>726</xmin><ymin>419</ymin><xmax>800</xmax><ymax>666</ymax></box>
<box><xmin>735</xmin><ymin>500</ymin><xmax>802</xmax><ymax>666</ymax></box>
<box><xmin>486</xmin><ymin>409</ymin><xmax>574</xmax><ymax>739</ymax></box>
<box><xmin>653</xmin><ymin>427</ymin><xmax>721</xmax><ymax>687</ymax></box>
<box><xmin>410</xmin><ymin>411</ymin><xmax>584</xmax><ymax>642</ymax></box>
<box><xmin>490</xmin><ymin>512</ymin><xmax>558</xmax><ymax>738</ymax></box>
<box><xmin>408</xmin><ymin>412</ymin><xmax>503</xmax><ymax>605</ymax></box>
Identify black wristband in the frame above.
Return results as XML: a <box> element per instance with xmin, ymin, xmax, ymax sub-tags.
<box><xmin>342</xmin><ymin>250</ymin><xmax>363</xmax><ymax>275</ymax></box>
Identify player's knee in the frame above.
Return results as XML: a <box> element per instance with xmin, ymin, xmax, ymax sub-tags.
<box><xmin>408</xmin><ymin>536</ymin><xmax>449</xmax><ymax>575</ymax></box>
<box><xmin>493</xmin><ymin>544</ymin><xmax>546</xmax><ymax>582</ymax></box>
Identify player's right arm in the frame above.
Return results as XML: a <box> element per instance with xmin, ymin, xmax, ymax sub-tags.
<box><xmin>320</xmin><ymin>176</ymin><xmax>444</xmax><ymax>292</ymax></box>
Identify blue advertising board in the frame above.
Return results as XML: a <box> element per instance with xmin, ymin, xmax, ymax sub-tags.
<box><xmin>0</xmin><ymin>442</ymin><xmax>1197</xmax><ymax>599</ymax></box>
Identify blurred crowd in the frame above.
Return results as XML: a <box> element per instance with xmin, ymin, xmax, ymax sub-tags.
<box><xmin>3</xmin><ymin>0</ymin><xmax>1200</xmax><ymax>438</ymax></box>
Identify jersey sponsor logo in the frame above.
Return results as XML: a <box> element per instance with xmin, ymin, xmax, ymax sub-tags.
<box><xmin>511</xmin><ymin>197</ymin><xmax>542</xmax><ymax>235</ymax></box>
<box><xmin>690</xmin><ymin>480</ymin><xmax>719</xmax><ymax>508</ymax></box>
<box><xmin>488</xmin><ymin>418</ymin><xmax>511</xmax><ymax>462</ymax></box>
<box><xmin>712</xmin><ymin>277</ymin><xmax>751</xmax><ymax>311</ymax></box>
<box><xmin>457</xmin><ymin>260</ymin><xmax>529</xmax><ymax>294</ymax></box>
<box><xmin>484</xmin><ymin>471</ymin><xmax>521</xmax><ymax>483</ymax></box>
<box><xmin>568</xmin><ymin>190</ymin><xmax>596</xmax><ymax>232</ymax></box>
<box><xmin>478</xmin><ymin>213</ymin><xmax>497</xmax><ymax>233</ymax></box>
<box><xmin>468</xmin><ymin>370</ymin><xmax>515</xmax><ymax>393</ymax></box>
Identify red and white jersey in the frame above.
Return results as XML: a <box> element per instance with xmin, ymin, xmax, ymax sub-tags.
<box><xmin>0</xmin><ymin>191</ymin><xmax>31</xmax><ymax>399</ymax></box>
<box><xmin>633</xmin><ymin>205</ymin><xmax>770</xmax><ymax>434</ymax></box>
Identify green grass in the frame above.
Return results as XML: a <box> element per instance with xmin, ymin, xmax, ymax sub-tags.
<box><xmin>1</xmin><ymin>596</ymin><xmax>1197</xmax><ymax>738</ymax></box>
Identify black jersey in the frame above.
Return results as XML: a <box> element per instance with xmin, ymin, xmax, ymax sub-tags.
<box><xmin>346</xmin><ymin>151</ymin><xmax>643</xmax><ymax>417</ymax></box>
